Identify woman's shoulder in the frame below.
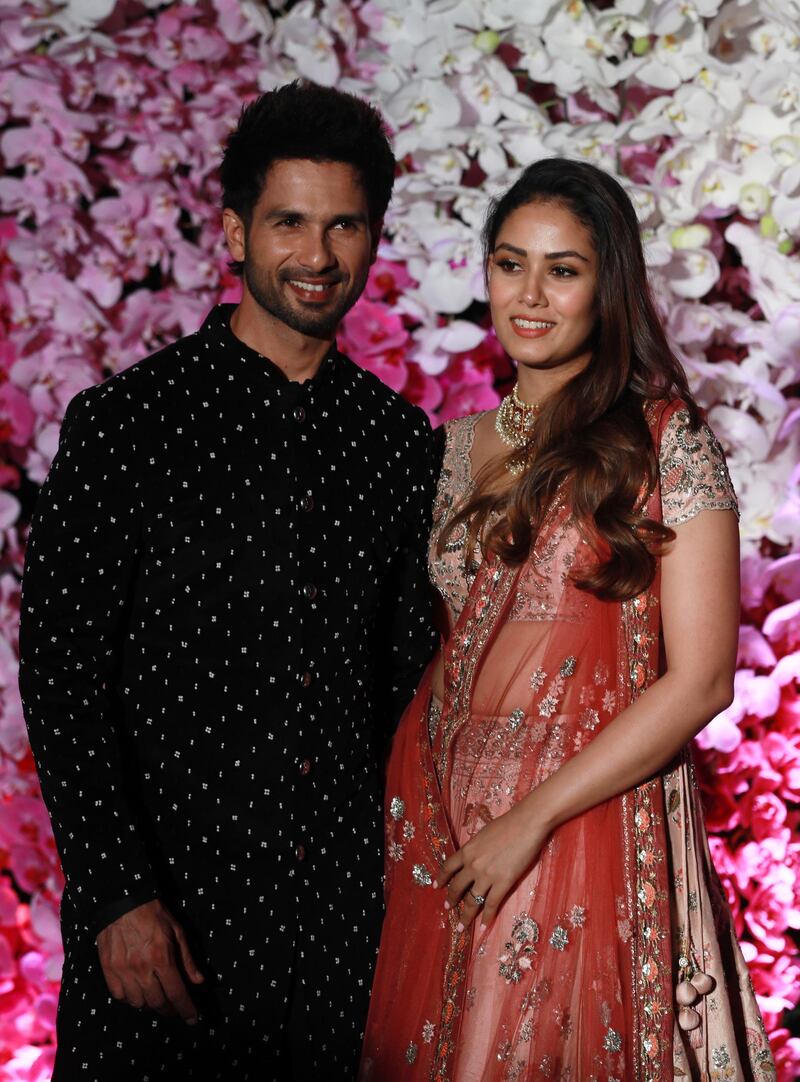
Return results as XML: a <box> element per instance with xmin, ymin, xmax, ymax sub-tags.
<box><xmin>651</xmin><ymin>398</ymin><xmax>738</xmax><ymax>526</ymax></box>
<box><xmin>442</xmin><ymin>410</ymin><xmax>488</xmax><ymax>434</ymax></box>
<box><xmin>439</xmin><ymin>410</ymin><xmax>487</xmax><ymax>453</ymax></box>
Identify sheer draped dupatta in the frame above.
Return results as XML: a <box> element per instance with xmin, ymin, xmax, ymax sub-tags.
<box><xmin>360</xmin><ymin>402</ymin><xmax>773</xmax><ymax>1082</ymax></box>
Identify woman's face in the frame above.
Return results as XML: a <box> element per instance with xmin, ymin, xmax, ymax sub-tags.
<box><xmin>487</xmin><ymin>200</ymin><xmax>598</xmax><ymax>381</ymax></box>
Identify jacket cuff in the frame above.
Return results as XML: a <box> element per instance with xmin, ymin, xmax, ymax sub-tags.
<box><xmin>93</xmin><ymin>885</ymin><xmax>160</xmax><ymax>938</ymax></box>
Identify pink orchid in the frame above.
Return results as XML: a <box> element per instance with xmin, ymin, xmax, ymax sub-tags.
<box><xmin>438</xmin><ymin>377</ymin><xmax>500</xmax><ymax>424</ymax></box>
<box><xmin>744</xmin><ymin>868</ymin><xmax>798</xmax><ymax>953</ymax></box>
<box><xmin>737</xmin><ymin>626</ymin><xmax>777</xmax><ymax>669</ymax></box>
<box><xmin>355</xmin><ymin>352</ymin><xmax>408</xmax><ymax>395</ymax></box>
<box><xmin>401</xmin><ymin>365</ymin><xmax>442</xmax><ymax>418</ymax></box>
<box><xmin>740</xmin><ymin>789</ymin><xmax>788</xmax><ymax>842</ymax></box>
<box><xmin>365</xmin><ymin>259</ymin><xmax>415</xmax><ymax>303</ymax></box>
<box><xmin>769</xmin><ymin>1029</ymin><xmax>800</xmax><ymax>1079</ymax></box>
<box><xmin>732</xmin><ymin>836</ymin><xmax>791</xmax><ymax>891</ymax></box>
<box><xmin>341</xmin><ymin>299</ymin><xmax>408</xmax><ymax>358</ymax></box>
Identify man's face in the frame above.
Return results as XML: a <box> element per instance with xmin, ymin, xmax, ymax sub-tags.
<box><xmin>225</xmin><ymin>159</ymin><xmax>377</xmax><ymax>340</ymax></box>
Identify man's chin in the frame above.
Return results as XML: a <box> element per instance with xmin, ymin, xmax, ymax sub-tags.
<box><xmin>284</xmin><ymin>308</ymin><xmax>342</xmax><ymax>340</ymax></box>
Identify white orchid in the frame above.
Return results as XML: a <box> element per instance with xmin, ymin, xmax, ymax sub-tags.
<box><xmin>458</xmin><ymin>56</ymin><xmax>526</xmax><ymax>126</ymax></box>
<box><xmin>385</xmin><ymin>78</ymin><xmax>463</xmax><ymax>156</ymax></box>
<box><xmin>411</xmin><ymin>320</ymin><xmax>487</xmax><ymax>375</ymax></box>
<box><xmin>636</xmin><ymin>21</ymin><xmax>710</xmax><ymax>90</ymax></box>
<box><xmin>272</xmin><ymin>2</ymin><xmax>340</xmax><ymax>85</ymax></box>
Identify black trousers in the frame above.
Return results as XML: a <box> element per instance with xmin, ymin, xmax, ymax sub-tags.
<box><xmin>52</xmin><ymin>791</ymin><xmax>384</xmax><ymax>1081</ymax></box>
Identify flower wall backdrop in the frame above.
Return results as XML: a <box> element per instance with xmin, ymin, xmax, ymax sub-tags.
<box><xmin>0</xmin><ymin>0</ymin><xmax>798</xmax><ymax>1076</ymax></box>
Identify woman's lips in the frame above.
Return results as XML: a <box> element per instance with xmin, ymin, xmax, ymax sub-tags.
<box><xmin>510</xmin><ymin>316</ymin><xmax>556</xmax><ymax>338</ymax></box>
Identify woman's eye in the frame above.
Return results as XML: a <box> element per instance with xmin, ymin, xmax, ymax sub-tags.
<box><xmin>551</xmin><ymin>264</ymin><xmax>577</xmax><ymax>277</ymax></box>
<box><xmin>497</xmin><ymin>259</ymin><xmax>522</xmax><ymax>272</ymax></box>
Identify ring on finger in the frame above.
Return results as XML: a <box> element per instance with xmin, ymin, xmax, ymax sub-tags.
<box><xmin>468</xmin><ymin>889</ymin><xmax>486</xmax><ymax>906</ymax></box>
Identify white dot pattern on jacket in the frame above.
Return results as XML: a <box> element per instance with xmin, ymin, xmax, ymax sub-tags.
<box><xmin>19</xmin><ymin>304</ymin><xmax>439</xmax><ymax>1079</ymax></box>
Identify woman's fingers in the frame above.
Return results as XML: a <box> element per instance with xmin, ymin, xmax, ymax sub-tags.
<box><xmin>480</xmin><ymin>888</ymin><xmax>504</xmax><ymax>929</ymax></box>
<box><xmin>456</xmin><ymin>883</ymin><xmax>492</xmax><ymax>932</ymax></box>
<box><xmin>444</xmin><ymin>867</ymin><xmax>475</xmax><ymax>910</ymax></box>
<box><xmin>433</xmin><ymin>851</ymin><xmax>462</xmax><ymax>890</ymax></box>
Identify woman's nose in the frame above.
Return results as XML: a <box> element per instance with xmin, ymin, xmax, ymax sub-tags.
<box><xmin>519</xmin><ymin>276</ymin><xmax>544</xmax><ymax>306</ymax></box>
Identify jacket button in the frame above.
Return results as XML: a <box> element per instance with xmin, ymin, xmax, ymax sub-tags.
<box><xmin>293</xmin><ymin>406</ymin><xmax>306</xmax><ymax>423</ymax></box>
<box><xmin>301</xmin><ymin>493</ymin><xmax>314</xmax><ymax>512</ymax></box>
<box><xmin>294</xmin><ymin>844</ymin><xmax>306</xmax><ymax>862</ymax></box>
<box><xmin>303</xmin><ymin>582</ymin><xmax>318</xmax><ymax>601</ymax></box>
<box><xmin>299</xmin><ymin>759</ymin><xmax>312</xmax><ymax>776</ymax></box>
<box><xmin>301</xmin><ymin>671</ymin><xmax>313</xmax><ymax>688</ymax></box>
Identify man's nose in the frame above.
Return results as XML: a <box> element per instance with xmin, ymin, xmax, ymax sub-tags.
<box><xmin>297</xmin><ymin>228</ymin><xmax>335</xmax><ymax>272</ymax></box>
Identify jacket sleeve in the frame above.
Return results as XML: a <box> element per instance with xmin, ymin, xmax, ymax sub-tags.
<box><xmin>375</xmin><ymin>410</ymin><xmax>440</xmax><ymax>736</ymax></box>
<box><xmin>18</xmin><ymin>388</ymin><xmax>159</xmax><ymax>935</ymax></box>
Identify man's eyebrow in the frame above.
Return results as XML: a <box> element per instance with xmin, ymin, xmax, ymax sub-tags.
<box><xmin>264</xmin><ymin>209</ymin><xmax>368</xmax><ymax>225</ymax></box>
<box><xmin>265</xmin><ymin>208</ymin><xmax>306</xmax><ymax>220</ymax></box>
<box><xmin>494</xmin><ymin>242</ymin><xmax>590</xmax><ymax>263</ymax></box>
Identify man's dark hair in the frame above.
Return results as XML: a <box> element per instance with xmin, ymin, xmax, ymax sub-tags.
<box><xmin>220</xmin><ymin>80</ymin><xmax>396</xmax><ymax>256</ymax></box>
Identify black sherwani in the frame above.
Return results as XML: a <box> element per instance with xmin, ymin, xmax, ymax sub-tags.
<box><xmin>19</xmin><ymin>304</ymin><xmax>438</xmax><ymax>1081</ymax></box>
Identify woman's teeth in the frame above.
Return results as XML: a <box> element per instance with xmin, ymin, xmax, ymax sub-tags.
<box><xmin>512</xmin><ymin>318</ymin><xmax>554</xmax><ymax>329</ymax></box>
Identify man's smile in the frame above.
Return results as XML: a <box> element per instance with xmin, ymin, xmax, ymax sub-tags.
<box><xmin>285</xmin><ymin>276</ymin><xmax>342</xmax><ymax>304</ymax></box>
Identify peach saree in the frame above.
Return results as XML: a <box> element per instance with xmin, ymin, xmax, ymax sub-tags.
<box><xmin>360</xmin><ymin>400</ymin><xmax>774</xmax><ymax>1082</ymax></box>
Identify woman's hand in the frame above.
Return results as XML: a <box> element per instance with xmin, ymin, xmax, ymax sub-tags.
<box><xmin>434</xmin><ymin>797</ymin><xmax>551</xmax><ymax>931</ymax></box>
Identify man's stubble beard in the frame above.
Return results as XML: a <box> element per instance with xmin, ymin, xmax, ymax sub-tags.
<box><xmin>243</xmin><ymin>256</ymin><xmax>368</xmax><ymax>341</ymax></box>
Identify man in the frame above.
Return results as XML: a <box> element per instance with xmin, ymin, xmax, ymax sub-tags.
<box><xmin>19</xmin><ymin>81</ymin><xmax>438</xmax><ymax>1081</ymax></box>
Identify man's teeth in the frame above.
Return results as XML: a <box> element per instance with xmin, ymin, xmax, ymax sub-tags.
<box><xmin>512</xmin><ymin>318</ymin><xmax>555</xmax><ymax>329</ymax></box>
<box><xmin>290</xmin><ymin>280</ymin><xmax>329</xmax><ymax>292</ymax></box>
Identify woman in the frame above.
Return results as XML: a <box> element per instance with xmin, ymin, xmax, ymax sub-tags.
<box><xmin>360</xmin><ymin>159</ymin><xmax>774</xmax><ymax>1080</ymax></box>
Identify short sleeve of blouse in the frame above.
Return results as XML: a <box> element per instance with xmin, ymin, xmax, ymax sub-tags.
<box><xmin>659</xmin><ymin>406</ymin><xmax>739</xmax><ymax>527</ymax></box>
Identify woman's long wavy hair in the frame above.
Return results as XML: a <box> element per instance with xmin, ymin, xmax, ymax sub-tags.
<box><xmin>440</xmin><ymin>158</ymin><xmax>700</xmax><ymax>602</ymax></box>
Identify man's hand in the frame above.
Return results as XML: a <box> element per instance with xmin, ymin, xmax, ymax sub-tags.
<box><xmin>96</xmin><ymin>899</ymin><xmax>205</xmax><ymax>1024</ymax></box>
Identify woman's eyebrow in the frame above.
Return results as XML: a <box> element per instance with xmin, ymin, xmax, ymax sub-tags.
<box><xmin>546</xmin><ymin>249</ymin><xmax>590</xmax><ymax>263</ymax></box>
<box><xmin>494</xmin><ymin>242</ymin><xmax>526</xmax><ymax>257</ymax></box>
<box><xmin>494</xmin><ymin>242</ymin><xmax>590</xmax><ymax>263</ymax></box>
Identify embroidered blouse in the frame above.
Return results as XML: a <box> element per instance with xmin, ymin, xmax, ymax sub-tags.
<box><xmin>428</xmin><ymin>405</ymin><xmax>738</xmax><ymax>630</ymax></box>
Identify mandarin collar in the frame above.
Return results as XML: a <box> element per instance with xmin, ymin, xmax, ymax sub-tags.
<box><xmin>201</xmin><ymin>303</ymin><xmax>341</xmax><ymax>394</ymax></box>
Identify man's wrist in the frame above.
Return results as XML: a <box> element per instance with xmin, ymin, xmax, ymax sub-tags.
<box><xmin>93</xmin><ymin>886</ymin><xmax>160</xmax><ymax>939</ymax></box>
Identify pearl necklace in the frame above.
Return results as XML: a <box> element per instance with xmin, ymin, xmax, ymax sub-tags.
<box><xmin>495</xmin><ymin>384</ymin><xmax>540</xmax><ymax>474</ymax></box>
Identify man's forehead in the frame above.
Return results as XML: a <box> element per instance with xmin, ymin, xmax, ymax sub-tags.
<box><xmin>258</xmin><ymin>158</ymin><xmax>367</xmax><ymax>207</ymax></box>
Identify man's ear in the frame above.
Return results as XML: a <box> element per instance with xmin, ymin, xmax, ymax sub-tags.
<box><xmin>222</xmin><ymin>208</ymin><xmax>246</xmax><ymax>265</ymax></box>
<box><xmin>369</xmin><ymin>218</ymin><xmax>384</xmax><ymax>265</ymax></box>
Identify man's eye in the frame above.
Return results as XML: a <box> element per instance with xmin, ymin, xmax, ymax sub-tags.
<box><xmin>332</xmin><ymin>220</ymin><xmax>354</xmax><ymax>230</ymax></box>
<box><xmin>278</xmin><ymin>217</ymin><xmax>300</xmax><ymax>227</ymax></box>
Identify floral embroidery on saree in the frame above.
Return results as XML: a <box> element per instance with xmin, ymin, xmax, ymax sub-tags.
<box><xmin>622</xmin><ymin>584</ymin><xmax>673</xmax><ymax>1080</ymax></box>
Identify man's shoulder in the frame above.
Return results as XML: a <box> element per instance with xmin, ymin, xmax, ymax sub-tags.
<box><xmin>336</xmin><ymin>353</ymin><xmax>431</xmax><ymax>442</ymax></box>
<box><xmin>66</xmin><ymin>329</ymin><xmax>206</xmax><ymax>421</ymax></box>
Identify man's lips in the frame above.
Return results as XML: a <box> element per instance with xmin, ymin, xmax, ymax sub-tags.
<box><xmin>285</xmin><ymin>278</ymin><xmax>341</xmax><ymax>303</ymax></box>
<box><xmin>510</xmin><ymin>316</ymin><xmax>556</xmax><ymax>338</ymax></box>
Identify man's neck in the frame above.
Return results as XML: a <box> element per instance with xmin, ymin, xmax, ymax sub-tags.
<box><xmin>229</xmin><ymin>295</ymin><xmax>334</xmax><ymax>384</ymax></box>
